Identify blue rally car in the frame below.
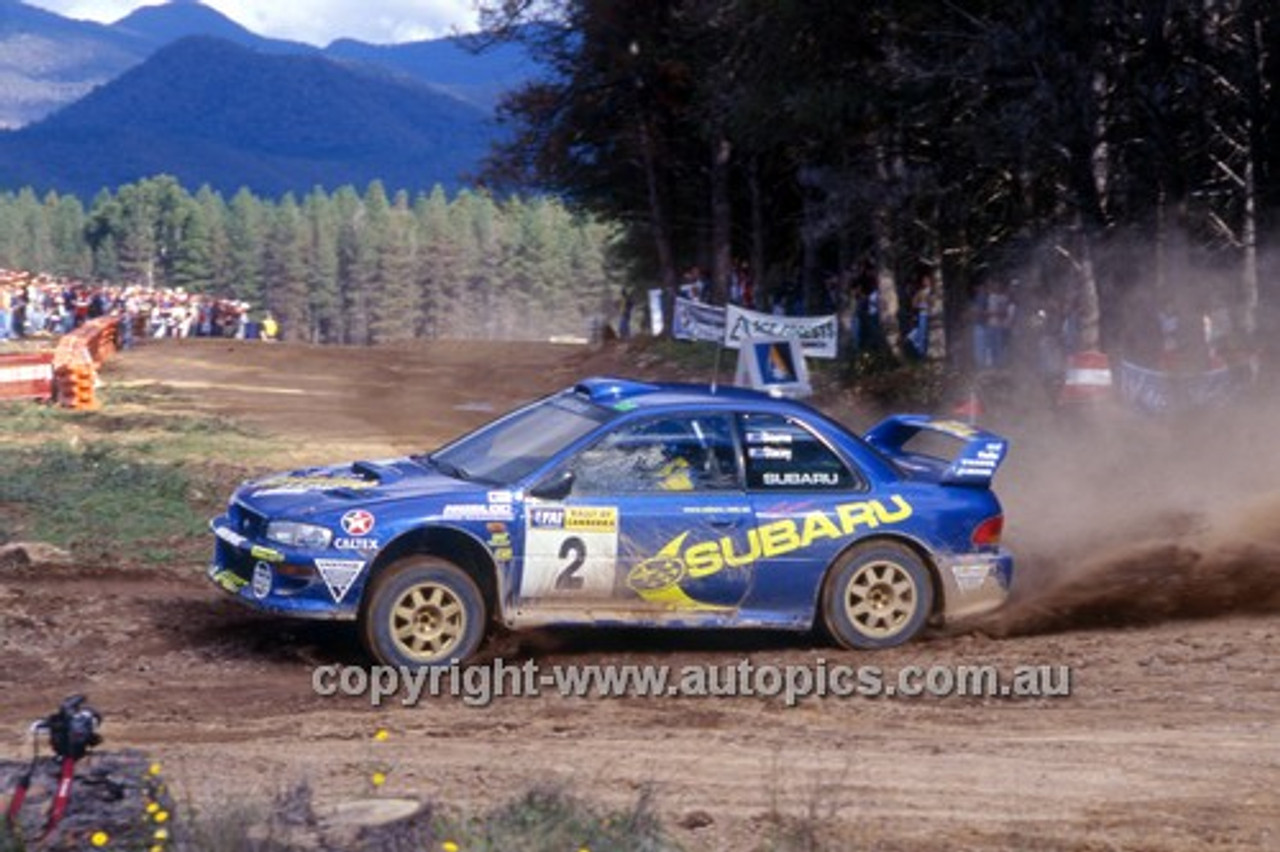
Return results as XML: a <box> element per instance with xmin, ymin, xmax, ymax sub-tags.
<box><xmin>208</xmin><ymin>377</ymin><xmax>1013</xmax><ymax>667</ymax></box>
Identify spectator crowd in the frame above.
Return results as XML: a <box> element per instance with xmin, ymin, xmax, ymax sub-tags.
<box><xmin>0</xmin><ymin>269</ymin><xmax>275</xmax><ymax>344</ymax></box>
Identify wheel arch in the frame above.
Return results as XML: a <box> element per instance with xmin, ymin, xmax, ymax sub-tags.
<box><xmin>363</xmin><ymin>526</ymin><xmax>500</xmax><ymax>623</ymax></box>
<box><xmin>820</xmin><ymin>532</ymin><xmax>945</xmax><ymax>621</ymax></box>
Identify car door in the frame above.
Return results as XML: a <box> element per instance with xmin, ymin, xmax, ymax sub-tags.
<box><xmin>517</xmin><ymin>412</ymin><xmax>756</xmax><ymax>616</ymax></box>
<box><xmin>737</xmin><ymin>411</ymin><xmax>869</xmax><ymax>617</ymax></box>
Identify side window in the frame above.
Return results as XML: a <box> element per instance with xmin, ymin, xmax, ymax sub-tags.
<box><xmin>740</xmin><ymin>412</ymin><xmax>858</xmax><ymax>491</ymax></box>
<box><xmin>568</xmin><ymin>415</ymin><xmax>739</xmax><ymax>494</ymax></box>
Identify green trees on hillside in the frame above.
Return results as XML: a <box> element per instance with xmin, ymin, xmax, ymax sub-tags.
<box><xmin>0</xmin><ymin>177</ymin><xmax>624</xmax><ymax>343</ymax></box>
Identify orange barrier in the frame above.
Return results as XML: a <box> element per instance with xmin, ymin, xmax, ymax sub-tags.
<box><xmin>1058</xmin><ymin>349</ymin><xmax>1114</xmax><ymax>405</ymax></box>
<box><xmin>0</xmin><ymin>351</ymin><xmax>56</xmax><ymax>401</ymax></box>
<box><xmin>50</xmin><ymin>317</ymin><xmax>122</xmax><ymax>410</ymax></box>
<box><xmin>951</xmin><ymin>386</ymin><xmax>984</xmax><ymax>424</ymax></box>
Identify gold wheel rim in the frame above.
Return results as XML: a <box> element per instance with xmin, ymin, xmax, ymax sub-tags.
<box><xmin>843</xmin><ymin>560</ymin><xmax>917</xmax><ymax>639</ymax></box>
<box><xmin>389</xmin><ymin>581</ymin><xmax>466</xmax><ymax>662</ymax></box>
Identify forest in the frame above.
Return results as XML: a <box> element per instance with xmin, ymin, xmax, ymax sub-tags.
<box><xmin>479</xmin><ymin>0</ymin><xmax>1279</xmax><ymax>363</ymax></box>
<box><xmin>0</xmin><ymin>178</ymin><xmax>626</xmax><ymax>344</ymax></box>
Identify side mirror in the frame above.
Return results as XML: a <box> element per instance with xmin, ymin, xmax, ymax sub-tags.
<box><xmin>530</xmin><ymin>469</ymin><xmax>574</xmax><ymax>501</ymax></box>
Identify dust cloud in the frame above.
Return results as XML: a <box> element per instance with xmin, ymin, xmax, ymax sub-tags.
<box><xmin>979</xmin><ymin>381</ymin><xmax>1280</xmax><ymax>637</ymax></box>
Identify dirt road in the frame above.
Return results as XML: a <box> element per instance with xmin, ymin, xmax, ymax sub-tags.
<box><xmin>2</xmin><ymin>338</ymin><xmax>1278</xmax><ymax>850</ymax></box>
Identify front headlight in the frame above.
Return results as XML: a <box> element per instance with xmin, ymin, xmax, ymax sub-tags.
<box><xmin>265</xmin><ymin>520</ymin><xmax>333</xmax><ymax>550</ymax></box>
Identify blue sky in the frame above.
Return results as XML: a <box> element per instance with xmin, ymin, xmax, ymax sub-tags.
<box><xmin>24</xmin><ymin>0</ymin><xmax>481</xmax><ymax>45</ymax></box>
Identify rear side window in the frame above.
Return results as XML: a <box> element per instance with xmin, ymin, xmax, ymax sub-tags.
<box><xmin>739</xmin><ymin>412</ymin><xmax>858</xmax><ymax>491</ymax></box>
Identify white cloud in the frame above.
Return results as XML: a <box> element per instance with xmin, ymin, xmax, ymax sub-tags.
<box><xmin>23</xmin><ymin>0</ymin><xmax>480</xmax><ymax>45</ymax></box>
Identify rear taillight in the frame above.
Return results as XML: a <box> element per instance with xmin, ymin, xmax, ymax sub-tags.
<box><xmin>971</xmin><ymin>515</ymin><xmax>1003</xmax><ymax>548</ymax></box>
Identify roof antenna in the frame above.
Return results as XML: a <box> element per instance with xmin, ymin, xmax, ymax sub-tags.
<box><xmin>709</xmin><ymin>336</ymin><xmax>726</xmax><ymax>394</ymax></box>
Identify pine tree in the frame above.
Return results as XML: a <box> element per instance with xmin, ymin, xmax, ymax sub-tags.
<box><xmin>45</xmin><ymin>192</ymin><xmax>90</xmax><ymax>279</ymax></box>
<box><xmin>263</xmin><ymin>195</ymin><xmax>309</xmax><ymax>341</ymax></box>
<box><xmin>303</xmin><ymin>188</ymin><xmax>341</xmax><ymax>343</ymax></box>
<box><xmin>193</xmin><ymin>186</ymin><xmax>232</xmax><ymax>295</ymax></box>
<box><xmin>170</xmin><ymin>199</ymin><xmax>217</xmax><ymax>292</ymax></box>
<box><xmin>85</xmin><ymin>189</ymin><xmax>122</xmax><ymax>281</ymax></box>
<box><xmin>17</xmin><ymin>188</ymin><xmax>53</xmax><ymax>275</ymax></box>
<box><xmin>413</xmin><ymin>185</ymin><xmax>457</xmax><ymax>339</ymax></box>
<box><xmin>226</xmin><ymin>188</ymin><xmax>265</xmax><ymax>304</ymax></box>
<box><xmin>333</xmin><ymin>186</ymin><xmax>365</xmax><ymax>344</ymax></box>
<box><xmin>369</xmin><ymin>189</ymin><xmax>419</xmax><ymax>343</ymax></box>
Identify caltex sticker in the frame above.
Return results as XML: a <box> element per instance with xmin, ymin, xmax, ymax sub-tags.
<box><xmin>340</xmin><ymin>509</ymin><xmax>375</xmax><ymax>536</ymax></box>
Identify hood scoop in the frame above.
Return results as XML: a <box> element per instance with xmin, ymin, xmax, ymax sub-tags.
<box><xmin>323</xmin><ymin>460</ymin><xmax>403</xmax><ymax>497</ymax></box>
<box><xmin>351</xmin><ymin>460</ymin><xmax>390</xmax><ymax>479</ymax></box>
<box><xmin>249</xmin><ymin>460</ymin><xmax>401</xmax><ymax>497</ymax></box>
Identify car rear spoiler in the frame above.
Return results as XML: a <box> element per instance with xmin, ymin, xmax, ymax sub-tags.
<box><xmin>863</xmin><ymin>415</ymin><xmax>1009</xmax><ymax>487</ymax></box>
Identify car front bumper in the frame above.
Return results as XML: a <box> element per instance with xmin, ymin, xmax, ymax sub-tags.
<box><xmin>208</xmin><ymin>516</ymin><xmax>358</xmax><ymax>621</ymax></box>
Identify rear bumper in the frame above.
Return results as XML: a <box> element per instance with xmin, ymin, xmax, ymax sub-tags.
<box><xmin>936</xmin><ymin>549</ymin><xmax>1013</xmax><ymax>622</ymax></box>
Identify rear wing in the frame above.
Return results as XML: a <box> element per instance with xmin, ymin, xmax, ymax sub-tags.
<box><xmin>863</xmin><ymin>415</ymin><xmax>1009</xmax><ymax>487</ymax></box>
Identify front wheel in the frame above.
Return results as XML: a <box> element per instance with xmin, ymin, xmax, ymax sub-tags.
<box><xmin>359</xmin><ymin>556</ymin><xmax>486</xmax><ymax>667</ymax></box>
<box><xmin>821</xmin><ymin>542</ymin><xmax>934</xmax><ymax>650</ymax></box>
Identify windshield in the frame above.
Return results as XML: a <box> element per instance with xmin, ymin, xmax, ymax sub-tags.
<box><xmin>425</xmin><ymin>392</ymin><xmax>615</xmax><ymax>485</ymax></box>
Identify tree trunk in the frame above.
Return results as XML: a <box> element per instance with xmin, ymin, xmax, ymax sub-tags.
<box><xmin>801</xmin><ymin>187</ymin><xmax>819</xmax><ymax>314</ymax></box>
<box><xmin>1240</xmin><ymin>15</ymin><xmax>1265</xmax><ymax>338</ymax></box>
<box><xmin>1078</xmin><ymin>228</ymin><xmax>1102</xmax><ymax>352</ymax></box>
<box><xmin>873</xmin><ymin>141</ymin><xmax>900</xmax><ymax>356</ymax></box>
<box><xmin>748</xmin><ymin>155</ymin><xmax>766</xmax><ymax>309</ymax></box>
<box><xmin>709</xmin><ymin>134</ymin><xmax>732</xmax><ymax>305</ymax></box>
<box><xmin>873</xmin><ymin>205</ymin><xmax>900</xmax><ymax>357</ymax></box>
<box><xmin>928</xmin><ymin>265</ymin><xmax>947</xmax><ymax>362</ymax></box>
<box><xmin>1155</xmin><ymin>187</ymin><xmax>1167</xmax><ymax>294</ymax></box>
<box><xmin>637</xmin><ymin>113</ymin><xmax>678</xmax><ymax>333</ymax></box>
<box><xmin>1242</xmin><ymin>155</ymin><xmax>1258</xmax><ymax>338</ymax></box>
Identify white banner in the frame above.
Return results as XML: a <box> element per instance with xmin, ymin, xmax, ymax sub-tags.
<box><xmin>1118</xmin><ymin>360</ymin><xmax>1236</xmax><ymax>415</ymax></box>
<box><xmin>671</xmin><ymin>297</ymin><xmax>727</xmax><ymax>343</ymax></box>
<box><xmin>647</xmin><ymin>288</ymin><xmax>665</xmax><ymax>336</ymax></box>
<box><xmin>725</xmin><ymin>304</ymin><xmax>839</xmax><ymax>359</ymax></box>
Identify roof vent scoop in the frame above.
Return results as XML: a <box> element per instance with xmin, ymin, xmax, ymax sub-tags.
<box><xmin>572</xmin><ymin>376</ymin><xmax>659</xmax><ymax>402</ymax></box>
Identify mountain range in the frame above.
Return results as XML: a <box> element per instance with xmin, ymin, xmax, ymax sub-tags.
<box><xmin>0</xmin><ymin>0</ymin><xmax>540</xmax><ymax>197</ymax></box>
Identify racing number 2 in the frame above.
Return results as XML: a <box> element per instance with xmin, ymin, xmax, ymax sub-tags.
<box><xmin>521</xmin><ymin>505</ymin><xmax>619</xmax><ymax>599</ymax></box>
<box><xmin>555</xmin><ymin>536</ymin><xmax>586</xmax><ymax>590</ymax></box>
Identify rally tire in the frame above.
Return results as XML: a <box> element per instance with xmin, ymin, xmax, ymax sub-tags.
<box><xmin>821</xmin><ymin>542</ymin><xmax>934</xmax><ymax>650</ymax></box>
<box><xmin>359</xmin><ymin>556</ymin><xmax>486</xmax><ymax>668</ymax></box>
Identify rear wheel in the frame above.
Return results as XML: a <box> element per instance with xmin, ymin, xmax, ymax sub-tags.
<box><xmin>821</xmin><ymin>542</ymin><xmax>933</xmax><ymax>650</ymax></box>
<box><xmin>359</xmin><ymin>556</ymin><xmax>486</xmax><ymax>667</ymax></box>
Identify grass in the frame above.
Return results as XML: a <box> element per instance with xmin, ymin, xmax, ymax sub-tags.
<box><xmin>640</xmin><ymin>337</ymin><xmax>729</xmax><ymax>376</ymax></box>
<box><xmin>121</xmin><ymin>778</ymin><xmax>851</xmax><ymax>852</ymax></box>
<box><xmin>0</xmin><ymin>441</ymin><xmax>210</xmax><ymax>561</ymax></box>
<box><xmin>97</xmin><ymin>782</ymin><xmax>683</xmax><ymax>852</ymax></box>
<box><xmin>0</xmin><ymin>400</ymin><xmax>70</xmax><ymax>435</ymax></box>
<box><xmin>0</xmin><ymin>392</ymin><xmax>270</xmax><ymax>561</ymax></box>
<box><xmin>436</xmin><ymin>786</ymin><xmax>678</xmax><ymax>852</ymax></box>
